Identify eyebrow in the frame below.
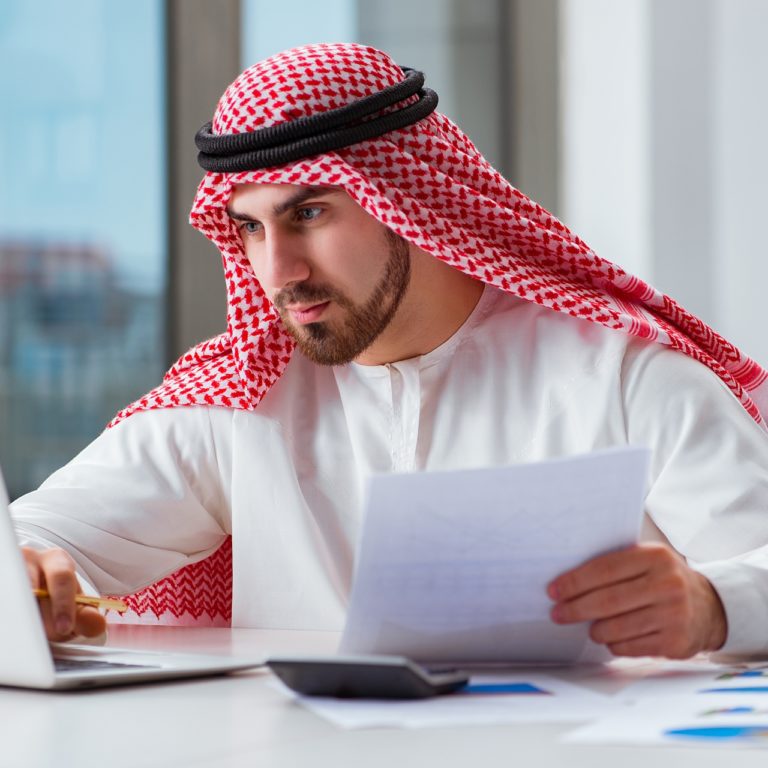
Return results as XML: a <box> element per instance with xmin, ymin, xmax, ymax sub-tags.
<box><xmin>226</xmin><ymin>186</ymin><xmax>340</xmax><ymax>221</ymax></box>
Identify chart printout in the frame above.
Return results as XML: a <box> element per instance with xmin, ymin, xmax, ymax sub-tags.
<box><xmin>340</xmin><ymin>447</ymin><xmax>650</xmax><ymax>664</ymax></box>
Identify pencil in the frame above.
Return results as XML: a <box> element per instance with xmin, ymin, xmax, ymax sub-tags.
<box><xmin>32</xmin><ymin>588</ymin><xmax>128</xmax><ymax>613</ymax></box>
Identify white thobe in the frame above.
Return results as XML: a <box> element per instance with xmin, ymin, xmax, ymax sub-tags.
<box><xmin>11</xmin><ymin>286</ymin><xmax>768</xmax><ymax>654</ymax></box>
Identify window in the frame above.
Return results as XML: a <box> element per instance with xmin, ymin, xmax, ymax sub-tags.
<box><xmin>0</xmin><ymin>1</ymin><xmax>166</xmax><ymax>498</ymax></box>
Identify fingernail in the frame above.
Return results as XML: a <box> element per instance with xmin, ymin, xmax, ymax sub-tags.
<box><xmin>56</xmin><ymin>615</ymin><xmax>71</xmax><ymax>635</ymax></box>
<box><xmin>547</xmin><ymin>583</ymin><xmax>559</xmax><ymax>600</ymax></box>
<box><xmin>551</xmin><ymin>605</ymin><xmax>563</xmax><ymax>623</ymax></box>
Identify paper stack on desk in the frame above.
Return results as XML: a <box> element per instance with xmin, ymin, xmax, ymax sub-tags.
<box><xmin>340</xmin><ymin>446</ymin><xmax>650</xmax><ymax>665</ymax></box>
<box><xmin>563</xmin><ymin>660</ymin><xmax>768</xmax><ymax>748</ymax></box>
<box><xmin>291</xmin><ymin>671</ymin><xmax>616</xmax><ymax>730</ymax></box>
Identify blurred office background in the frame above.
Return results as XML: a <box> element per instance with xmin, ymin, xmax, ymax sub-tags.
<box><xmin>1</xmin><ymin>0</ymin><xmax>766</xmax><ymax>498</ymax></box>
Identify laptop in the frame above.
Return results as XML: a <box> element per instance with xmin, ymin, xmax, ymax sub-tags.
<box><xmin>0</xmin><ymin>468</ymin><xmax>264</xmax><ymax>690</ymax></box>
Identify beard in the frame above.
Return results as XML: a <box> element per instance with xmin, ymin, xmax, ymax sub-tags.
<box><xmin>273</xmin><ymin>230</ymin><xmax>411</xmax><ymax>366</ymax></box>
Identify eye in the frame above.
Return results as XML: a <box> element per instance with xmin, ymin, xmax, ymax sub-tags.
<box><xmin>296</xmin><ymin>206</ymin><xmax>322</xmax><ymax>222</ymax></box>
<box><xmin>239</xmin><ymin>221</ymin><xmax>262</xmax><ymax>236</ymax></box>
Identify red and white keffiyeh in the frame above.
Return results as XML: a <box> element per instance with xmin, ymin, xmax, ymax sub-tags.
<box><xmin>108</xmin><ymin>43</ymin><xmax>768</xmax><ymax>626</ymax></box>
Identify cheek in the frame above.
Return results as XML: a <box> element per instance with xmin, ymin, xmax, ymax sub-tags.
<box><xmin>228</xmin><ymin>235</ymin><xmax>266</xmax><ymax>289</ymax></box>
<box><xmin>320</xmin><ymin>234</ymin><xmax>387</xmax><ymax>290</ymax></box>
<box><xmin>240</xmin><ymin>241</ymin><xmax>264</xmax><ymax>278</ymax></box>
<box><xmin>245</xmin><ymin>250</ymin><xmax>259</xmax><ymax>277</ymax></box>
<box><xmin>244</xmin><ymin>252</ymin><xmax>260</xmax><ymax>282</ymax></box>
<box><xmin>242</xmin><ymin>250</ymin><xmax>272</xmax><ymax>300</ymax></box>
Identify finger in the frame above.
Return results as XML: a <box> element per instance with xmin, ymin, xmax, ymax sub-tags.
<box><xmin>39</xmin><ymin>550</ymin><xmax>79</xmax><ymax>637</ymax></box>
<box><xmin>609</xmin><ymin>624</ymin><xmax>703</xmax><ymax>660</ymax></box>
<box><xmin>551</xmin><ymin>575</ymin><xmax>654</xmax><ymax>624</ymax></box>
<box><xmin>73</xmin><ymin>606</ymin><xmax>107</xmax><ymax>639</ymax></box>
<box><xmin>36</xmin><ymin>599</ymin><xmax>78</xmax><ymax>642</ymax></box>
<box><xmin>606</xmin><ymin>632</ymin><xmax>665</xmax><ymax>658</ymax></box>
<box><xmin>547</xmin><ymin>543</ymin><xmax>671</xmax><ymax>601</ymax></box>
<box><xmin>22</xmin><ymin>549</ymin><xmax>42</xmax><ymax>589</ymax></box>
<box><xmin>36</xmin><ymin>597</ymin><xmax>60</xmax><ymax>641</ymax></box>
<box><xmin>588</xmin><ymin>605</ymin><xmax>667</xmax><ymax>645</ymax></box>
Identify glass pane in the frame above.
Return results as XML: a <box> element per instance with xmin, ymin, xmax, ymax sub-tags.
<box><xmin>240</xmin><ymin>0</ymin><xmax>507</xmax><ymax>178</ymax></box>
<box><xmin>0</xmin><ymin>1</ymin><xmax>166</xmax><ymax>499</ymax></box>
<box><xmin>241</xmin><ymin>0</ymin><xmax>357</xmax><ymax>63</ymax></box>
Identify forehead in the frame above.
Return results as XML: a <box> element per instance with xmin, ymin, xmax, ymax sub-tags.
<box><xmin>227</xmin><ymin>183</ymin><xmax>343</xmax><ymax>212</ymax></box>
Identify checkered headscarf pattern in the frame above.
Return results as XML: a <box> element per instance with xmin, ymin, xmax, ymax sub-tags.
<box><xmin>107</xmin><ymin>42</ymin><xmax>768</xmax><ymax>625</ymax></box>
<box><xmin>112</xmin><ymin>42</ymin><xmax>768</xmax><ymax>429</ymax></box>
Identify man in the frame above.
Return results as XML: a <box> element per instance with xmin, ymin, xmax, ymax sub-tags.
<box><xmin>12</xmin><ymin>43</ymin><xmax>768</xmax><ymax>659</ymax></box>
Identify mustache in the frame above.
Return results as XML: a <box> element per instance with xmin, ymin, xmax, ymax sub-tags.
<box><xmin>273</xmin><ymin>283</ymin><xmax>340</xmax><ymax>311</ymax></box>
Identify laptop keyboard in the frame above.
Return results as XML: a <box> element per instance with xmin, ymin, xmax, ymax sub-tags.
<box><xmin>54</xmin><ymin>657</ymin><xmax>160</xmax><ymax>673</ymax></box>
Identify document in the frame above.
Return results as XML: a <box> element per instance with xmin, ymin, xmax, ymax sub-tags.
<box><xmin>340</xmin><ymin>446</ymin><xmax>650</xmax><ymax>665</ymax></box>
<box><xmin>564</xmin><ymin>661</ymin><xmax>768</xmax><ymax>747</ymax></box>
<box><xmin>277</xmin><ymin>672</ymin><xmax>614</xmax><ymax>730</ymax></box>
<box><xmin>563</xmin><ymin>693</ymin><xmax>768</xmax><ymax>748</ymax></box>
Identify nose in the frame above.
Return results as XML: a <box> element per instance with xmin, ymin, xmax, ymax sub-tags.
<box><xmin>257</xmin><ymin>228</ymin><xmax>311</xmax><ymax>294</ymax></box>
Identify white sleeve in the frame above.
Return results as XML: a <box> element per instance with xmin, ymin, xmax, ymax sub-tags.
<box><xmin>622</xmin><ymin>341</ymin><xmax>768</xmax><ymax>656</ymax></box>
<box><xmin>10</xmin><ymin>406</ymin><xmax>233</xmax><ymax>596</ymax></box>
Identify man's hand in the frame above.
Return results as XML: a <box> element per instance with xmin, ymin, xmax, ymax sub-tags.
<box><xmin>22</xmin><ymin>547</ymin><xmax>107</xmax><ymax>641</ymax></box>
<box><xmin>547</xmin><ymin>543</ymin><xmax>727</xmax><ymax>659</ymax></box>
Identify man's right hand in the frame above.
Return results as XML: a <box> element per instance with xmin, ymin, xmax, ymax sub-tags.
<box><xmin>22</xmin><ymin>547</ymin><xmax>107</xmax><ymax>641</ymax></box>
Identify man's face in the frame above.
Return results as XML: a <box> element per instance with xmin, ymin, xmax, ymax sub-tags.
<box><xmin>227</xmin><ymin>183</ymin><xmax>411</xmax><ymax>365</ymax></box>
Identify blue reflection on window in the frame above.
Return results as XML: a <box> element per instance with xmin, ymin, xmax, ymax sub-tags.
<box><xmin>241</xmin><ymin>0</ymin><xmax>357</xmax><ymax>65</ymax></box>
<box><xmin>0</xmin><ymin>1</ymin><xmax>166</xmax><ymax>498</ymax></box>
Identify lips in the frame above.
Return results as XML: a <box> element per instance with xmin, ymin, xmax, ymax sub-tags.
<box><xmin>287</xmin><ymin>301</ymin><xmax>330</xmax><ymax>325</ymax></box>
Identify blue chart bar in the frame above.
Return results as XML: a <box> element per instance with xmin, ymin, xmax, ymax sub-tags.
<box><xmin>702</xmin><ymin>707</ymin><xmax>758</xmax><ymax>715</ymax></box>
<box><xmin>461</xmin><ymin>682</ymin><xmax>551</xmax><ymax>695</ymax></box>
<box><xmin>717</xmin><ymin>669</ymin><xmax>768</xmax><ymax>680</ymax></box>
<box><xmin>700</xmin><ymin>687</ymin><xmax>768</xmax><ymax>694</ymax></box>
<box><xmin>665</xmin><ymin>726</ymin><xmax>768</xmax><ymax>742</ymax></box>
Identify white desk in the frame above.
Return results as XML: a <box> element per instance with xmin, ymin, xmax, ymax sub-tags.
<box><xmin>1</xmin><ymin>626</ymin><xmax>766</xmax><ymax>768</ymax></box>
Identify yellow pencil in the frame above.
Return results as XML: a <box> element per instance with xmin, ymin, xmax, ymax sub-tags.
<box><xmin>33</xmin><ymin>588</ymin><xmax>128</xmax><ymax>613</ymax></box>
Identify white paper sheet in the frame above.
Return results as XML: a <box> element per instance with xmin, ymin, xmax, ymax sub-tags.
<box><xmin>614</xmin><ymin>660</ymin><xmax>768</xmax><ymax>700</ymax></box>
<box><xmin>561</xmin><ymin>660</ymin><xmax>768</xmax><ymax>748</ymax></box>
<box><xmin>340</xmin><ymin>447</ymin><xmax>650</xmax><ymax>664</ymax></box>
<box><xmin>277</xmin><ymin>672</ymin><xmax>614</xmax><ymax>730</ymax></box>
<box><xmin>563</xmin><ymin>693</ymin><xmax>768</xmax><ymax>748</ymax></box>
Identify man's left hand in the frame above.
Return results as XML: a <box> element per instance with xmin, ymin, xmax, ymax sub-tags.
<box><xmin>547</xmin><ymin>543</ymin><xmax>727</xmax><ymax>659</ymax></box>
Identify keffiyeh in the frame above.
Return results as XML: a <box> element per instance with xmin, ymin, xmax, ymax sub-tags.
<box><xmin>110</xmin><ymin>43</ymin><xmax>768</xmax><ymax>624</ymax></box>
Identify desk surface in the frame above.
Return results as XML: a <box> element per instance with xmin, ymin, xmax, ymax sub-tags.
<box><xmin>1</xmin><ymin>626</ymin><xmax>766</xmax><ymax>768</ymax></box>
